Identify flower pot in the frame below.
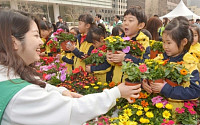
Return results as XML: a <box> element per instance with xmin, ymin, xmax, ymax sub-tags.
<box><xmin>148</xmin><ymin>79</ymin><xmax>164</xmax><ymax>84</ymax></box>
<box><xmin>150</xmin><ymin>50</ymin><xmax>158</xmax><ymax>59</ymax></box>
<box><xmin>60</xmin><ymin>41</ymin><xmax>69</xmax><ymax>51</ymax></box>
<box><xmin>165</xmin><ymin>78</ymin><xmax>178</xmax><ymax>87</ymax></box>
<box><xmin>125</xmin><ymin>78</ymin><xmax>142</xmax><ymax>86</ymax></box>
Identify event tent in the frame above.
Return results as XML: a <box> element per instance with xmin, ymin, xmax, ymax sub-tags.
<box><xmin>160</xmin><ymin>0</ymin><xmax>200</xmax><ymax>20</ymax></box>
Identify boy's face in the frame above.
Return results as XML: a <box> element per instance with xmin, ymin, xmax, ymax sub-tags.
<box><xmin>122</xmin><ymin>14</ymin><xmax>144</xmax><ymax>38</ymax></box>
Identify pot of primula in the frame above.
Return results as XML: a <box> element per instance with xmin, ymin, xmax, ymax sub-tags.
<box><xmin>122</xmin><ymin>59</ymin><xmax>148</xmax><ymax>86</ymax></box>
<box><xmin>165</xmin><ymin>61</ymin><xmax>192</xmax><ymax>87</ymax></box>
<box><xmin>150</xmin><ymin>40</ymin><xmax>164</xmax><ymax>59</ymax></box>
<box><xmin>144</xmin><ymin>59</ymin><xmax>169</xmax><ymax>85</ymax></box>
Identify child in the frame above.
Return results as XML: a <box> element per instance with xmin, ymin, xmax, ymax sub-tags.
<box><xmin>66</xmin><ymin>14</ymin><xmax>95</xmax><ymax>70</ymax></box>
<box><xmin>107</xmin><ymin>6</ymin><xmax>150</xmax><ymax>83</ymax></box>
<box><xmin>85</xmin><ymin>24</ymin><xmax>113</xmax><ymax>83</ymax></box>
<box><xmin>39</xmin><ymin>20</ymin><xmax>54</xmax><ymax>57</ymax></box>
<box><xmin>147</xmin><ymin>16</ymin><xmax>200</xmax><ymax>111</ymax></box>
<box><xmin>111</xmin><ymin>26</ymin><xmax>124</xmax><ymax>36</ymax></box>
<box><xmin>189</xmin><ymin>24</ymin><xmax>200</xmax><ymax>71</ymax></box>
<box><xmin>70</xmin><ymin>27</ymin><xmax>80</xmax><ymax>37</ymax></box>
<box><xmin>0</xmin><ymin>9</ymin><xmax>141</xmax><ymax>125</ymax></box>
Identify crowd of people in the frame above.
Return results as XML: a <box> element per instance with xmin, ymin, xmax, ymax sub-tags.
<box><xmin>0</xmin><ymin>5</ymin><xmax>200</xmax><ymax>125</ymax></box>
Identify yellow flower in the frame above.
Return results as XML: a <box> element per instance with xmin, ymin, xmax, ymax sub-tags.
<box><xmin>103</xmin><ymin>83</ymin><xmax>108</xmax><ymax>86</ymax></box>
<box><xmin>126</xmin><ymin>121</ymin><xmax>137</xmax><ymax>125</ymax></box>
<box><xmin>123</xmin><ymin>108</ymin><xmax>132</xmax><ymax>117</ymax></box>
<box><xmin>146</xmin><ymin>112</ymin><xmax>154</xmax><ymax>118</ymax></box>
<box><xmin>93</xmin><ymin>86</ymin><xmax>99</xmax><ymax>89</ymax></box>
<box><xmin>165</xmin><ymin>104</ymin><xmax>173</xmax><ymax>110</ymax></box>
<box><xmin>136</xmin><ymin>110</ymin><xmax>143</xmax><ymax>116</ymax></box>
<box><xmin>119</xmin><ymin>114</ymin><xmax>129</xmax><ymax>122</ymax></box>
<box><xmin>154</xmin><ymin>65</ymin><xmax>158</xmax><ymax>69</ymax></box>
<box><xmin>139</xmin><ymin>117</ymin><xmax>150</xmax><ymax>123</ymax></box>
<box><xmin>123</xmin><ymin>104</ymin><xmax>129</xmax><ymax>109</ymax></box>
<box><xmin>156</xmin><ymin>103</ymin><xmax>163</xmax><ymax>108</ymax></box>
<box><xmin>84</xmin><ymin>86</ymin><xmax>89</xmax><ymax>89</ymax></box>
<box><xmin>90</xmin><ymin>83</ymin><xmax>95</xmax><ymax>86</ymax></box>
<box><xmin>137</xmin><ymin>106</ymin><xmax>143</xmax><ymax>110</ymax></box>
<box><xmin>144</xmin><ymin>107</ymin><xmax>149</xmax><ymax>112</ymax></box>
<box><xmin>132</xmin><ymin>104</ymin><xmax>139</xmax><ymax>108</ymax></box>
<box><xmin>97</xmin><ymin>82</ymin><xmax>102</xmax><ymax>85</ymax></box>
<box><xmin>163</xmin><ymin>110</ymin><xmax>171</xmax><ymax>119</ymax></box>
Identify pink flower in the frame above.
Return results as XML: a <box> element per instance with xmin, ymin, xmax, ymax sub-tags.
<box><xmin>98</xmin><ymin>53</ymin><xmax>103</xmax><ymax>57</ymax></box>
<box><xmin>188</xmin><ymin>108</ymin><xmax>196</xmax><ymax>115</ymax></box>
<box><xmin>139</xmin><ymin>64</ymin><xmax>147</xmax><ymax>73</ymax></box>
<box><xmin>122</xmin><ymin>46</ymin><xmax>130</xmax><ymax>53</ymax></box>
<box><xmin>184</xmin><ymin>101</ymin><xmax>194</xmax><ymax>109</ymax></box>
<box><xmin>151</xmin><ymin>96</ymin><xmax>163</xmax><ymax>105</ymax></box>
<box><xmin>161</xmin><ymin>99</ymin><xmax>168</xmax><ymax>108</ymax></box>
<box><xmin>92</xmin><ymin>49</ymin><xmax>98</xmax><ymax>54</ymax></box>
<box><xmin>122</xmin><ymin>37</ymin><xmax>130</xmax><ymax>41</ymax></box>
<box><xmin>175</xmin><ymin>107</ymin><xmax>185</xmax><ymax>114</ymax></box>
<box><xmin>161</xmin><ymin>119</ymin><xmax>175</xmax><ymax>125</ymax></box>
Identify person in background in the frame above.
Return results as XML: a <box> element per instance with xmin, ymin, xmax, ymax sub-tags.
<box><xmin>95</xmin><ymin>14</ymin><xmax>104</xmax><ymax>25</ymax></box>
<box><xmin>66</xmin><ymin>14</ymin><xmax>95</xmax><ymax>70</ymax></box>
<box><xmin>0</xmin><ymin>9</ymin><xmax>141</xmax><ymax>125</ymax></box>
<box><xmin>111</xmin><ymin>26</ymin><xmax>124</xmax><ymax>36</ymax></box>
<box><xmin>70</xmin><ymin>27</ymin><xmax>80</xmax><ymax>37</ymax></box>
<box><xmin>189</xmin><ymin>19</ymin><xmax>195</xmax><ymax>25</ymax></box>
<box><xmin>159</xmin><ymin>17</ymin><xmax>170</xmax><ymax>37</ymax></box>
<box><xmin>194</xmin><ymin>19</ymin><xmax>200</xmax><ymax>28</ymax></box>
<box><xmin>86</xmin><ymin>24</ymin><xmax>112</xmax><ymax>83</ymax></box>
<box><xmin>113</xmin><ymin>15</ymin><xmax>122</xmax><ymax>27</ymax></box>
<box><xmin>146</xmin><ymin>17</ymin><xmax>162</xmax><ymax>41</ymax></box>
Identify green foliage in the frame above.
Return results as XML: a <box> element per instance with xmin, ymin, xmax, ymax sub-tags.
<box><xmin>150</xmin><ymin>40</ymin><xmax>164</xmax><ymax>52</ymax></box>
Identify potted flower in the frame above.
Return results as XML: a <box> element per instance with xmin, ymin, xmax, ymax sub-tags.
<box><xmin>122</xmin><ymin>40</ymin><xmax>145</xmax><ymax>58</ymax></box>
<box><xmin>144</xmin><ymin>59</ymin><xmax>169</xmax><ymax>84</ymax></box>
<box><xmin>165</xmin><ymin>62</ymin><xmax>192</xmax><ymax>87</ymax></box>
<box><xmin>105</xmin><ymin>36</ymin><xmax>128</xmax><ymax>53</ymax></box>
<box><xmin>52</xmin><ymin>28</ymin><xmax>76</xmax><ymax>51</ymax></box>
<box><xmin>83</xmin><ymin>49</ymin><xmax>106</xmax><ymax>66</ymax></box>
<box><xmin>122</xmin><ymin>59</ymin><xmax>148</xmax><ymax>86</ymax></box>
<box><xmin>150</xmin><ymin>40</ymin><xmax>164</xmax><ymax>59</ymax></box>
<box><xmin>46</xmin><ymin>39</ymin><xmax>60</xmax><ymax>56</ymax></box>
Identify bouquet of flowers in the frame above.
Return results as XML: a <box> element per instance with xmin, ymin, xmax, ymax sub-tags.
<box><xmin>175</xmin><ymin>101</ymin><xmax>198</xmax><ymax>124</ymax></box>
<box><xmin>52</xmin><ymin>28</ymin><xmax>76</xmax><ymax>51</ymax></box>
<box><xmin>83</xmin><ymin>49</ymin><xmax>106</xmax><ymax>66</ymax></box>
<box><xmin>165</xmin><ymin>61</ymin><xmax>192</xmax><ymax>86</ymax></box>
<box><xmin>109</xmin><ymin>93</ymin><xmax>174</xmax><ymax>125</ymax></box>
<box><xmin>105</xmin><ymin>36</ymin><xmax>128</xmax><ymax>53</ymax></box>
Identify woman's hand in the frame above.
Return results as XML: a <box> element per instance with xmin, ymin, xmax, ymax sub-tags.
<box><xmin>118</xmin><ymin>83</ymin><xmax>141</xmax><ymax>103</ymax></box>
<box><xmin>142</xmin><ymin>79</ymin><xmax>152</xmax><ymax>94</ymax></box>
<box><xmin>62</xmin><ymin>90</ymin><xmax>83</xmax><ymax>98</ymax></box>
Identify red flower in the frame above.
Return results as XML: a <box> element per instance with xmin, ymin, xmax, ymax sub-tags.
<box><xmin>47</xmin><ymin>40</ymin><xmax>53</xmax><ymax>46</ymax></box>
<box><xmin>91</xmin><ymin>49</ymin><xmax>98</xmax><ymax>54</ymax></box>
<box><xmin>50</xmin><ymin>48</ymin><xmax>57</xmax><ymax>52</ymax></box>
<box><xmin>139</xmin><ymin>64</ymin><xmax>147</xmax><ymax>73</ymax></box>
<box><xmin>47</xmin><ymin>57</ymin><xmax>54</xmax><ymax>63</ymax></box>
<box><xmin>161</xmin><ymin>119</ymin><xmax>175</xmax><ymax>125</ymax></box>
<box><xmin>184</xmin><ymin>101</ymin><xmax>194</xmax><ymax>109</ymax></box>
<box><xmin>43</xmin><ymin>73</ymin><xmax>47</xmax><ymax>80</ymax></box>
<box><xmin>99</xmin><ymin>45</ymin><xmax>107</xmax><ymax>52</ymax></box>
<box><xmin>72</xmin><ymin>68</ymin><xmax>80</xmax><ymax>74</ymax></box>
<box><xmin>98</xmin><ymin>53</ymin><xmax>103</xmax><ymax>57</ymax></box>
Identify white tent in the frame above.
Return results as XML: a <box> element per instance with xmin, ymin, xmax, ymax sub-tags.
<box><xmin>160</xmin><ymin>0</ymin><xmax>200</xmax><ymax>20</ymax></box>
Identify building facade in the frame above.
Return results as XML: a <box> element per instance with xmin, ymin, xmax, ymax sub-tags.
<box><xmin>0</xmin><ymin>0</ymin><xmax>112</xmax><ymax>23</ymax></box>
<box><xmin>127</xmin><ymin>0</ymin><xmax>187</xmax><ymax>18</ymax></box>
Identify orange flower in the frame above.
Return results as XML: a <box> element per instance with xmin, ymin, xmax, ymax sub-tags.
<box><xmin>141</xmin><ymin>100</ymin><xmax>149</xmax><ymax>107</ymax></box>
<box><xmin>109</xmin><ymin>81</ymin><xmax>116</xmax><ymax>88</ymax></box>
<box><xmin>177</xmin><ymin>61</ymin><xmax>184</xmax><ymax>65</ymax></box>
<box><xmin>180</xmin><ymin>69</ymin><xmax>187</xmax><ymax>75</ymax></box>
<box><xmin>162</xmin><ymin>59</ymin><xmax>169</xmax><ymax>66</ymax></box>
<box><xmin>130</xmin><ymin>97</ymin><xmax>136</xmax><ymax>103</ymax></box>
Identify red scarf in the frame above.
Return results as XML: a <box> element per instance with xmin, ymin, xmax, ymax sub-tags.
<box><xmin>80</xmin><ymin>35</ymin><xmax>87</xmax><ymax>44</ymax></box>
